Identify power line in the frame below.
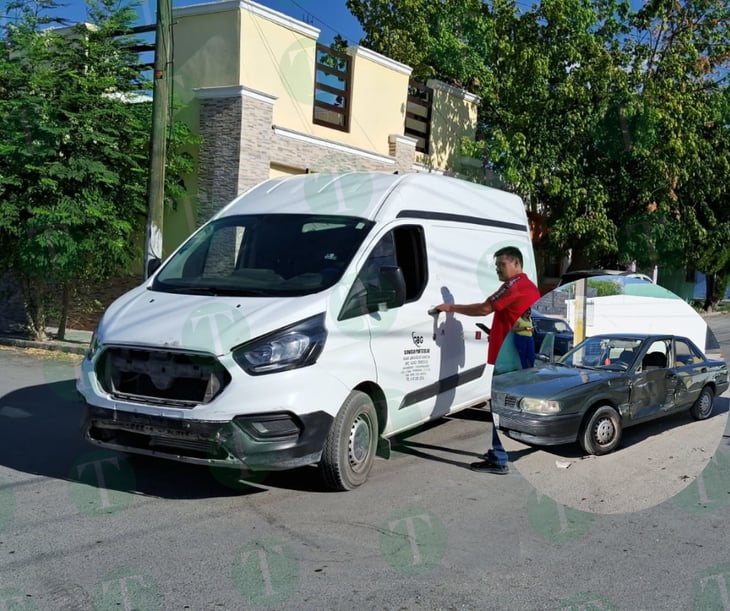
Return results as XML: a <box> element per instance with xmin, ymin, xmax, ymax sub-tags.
<box><xmin>278</xmin><ymin>0</ymin><xmax>363</xmax><ymax>43</ymax></box>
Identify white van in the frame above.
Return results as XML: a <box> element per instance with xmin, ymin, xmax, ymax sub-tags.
<box><xmin>77</xmin><ymin>172</ymin><xmax>536</xmax><ymax>490</ymax></box>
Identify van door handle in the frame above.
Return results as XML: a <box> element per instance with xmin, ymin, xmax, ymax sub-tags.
<box><xmin>476</xmin><ymin>323</ymin><xmax>490</xmax><ymax>336</ymax></box>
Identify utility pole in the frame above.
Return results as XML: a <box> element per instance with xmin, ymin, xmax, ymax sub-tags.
<box><xmin>574</xmin><ymin>278</ymin><xmax>587</xmax><ymax>345</ymax></box>
<box><xmin>144</xmin><ymin>0</ymin><xmax>172</xmax><ymax>278</ymax></box>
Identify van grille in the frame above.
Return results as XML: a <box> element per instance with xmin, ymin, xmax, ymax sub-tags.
<box><xmin>95</xmin><ymin>347</ymin><xmax>231</xmax><ymax>407</ymax></box>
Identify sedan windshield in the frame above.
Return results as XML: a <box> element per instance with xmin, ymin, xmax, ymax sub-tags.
<box><xmin>152</xmin><ymin>214</ymin><xmax>374</xmax><ymax>297</ymax></box>
<box><xmin>560</xmin><ymin>336</ymin><xmax>644</xmax><ymax>370</ymax></box>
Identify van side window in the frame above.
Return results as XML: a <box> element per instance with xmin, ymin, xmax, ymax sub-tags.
<box><xmin>339</xmin><ymin>225</ymin><xmax>427</xmax><ymax>320</ymax></box>
<box><xmin>394</xmin><ymin>225</ymin><xmax>427</xmax><ymax>301</ymax></box>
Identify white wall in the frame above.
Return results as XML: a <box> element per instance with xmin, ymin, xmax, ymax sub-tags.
<box><xmin>566</xmin><ymin>295</ymin><xmax>708</xmax><ymax>352</ymax></box>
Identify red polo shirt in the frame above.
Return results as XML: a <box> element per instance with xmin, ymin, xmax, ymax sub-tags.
<box><xmin>486</xmin><ymin>272</ymin><xmax>540</xmax><ymax>364</ymax></box>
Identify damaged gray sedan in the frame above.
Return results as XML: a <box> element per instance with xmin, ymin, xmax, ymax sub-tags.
<box><xmin>491</xmin><ymin>334</ymin><xmax>729</xmax><ymax>455</ymax></box>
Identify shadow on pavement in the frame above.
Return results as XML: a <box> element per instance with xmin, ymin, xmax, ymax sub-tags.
<box><xmin>0</xmin><ymin>378</ymin><xmax>328</xmax><ymax>497</ymax></box>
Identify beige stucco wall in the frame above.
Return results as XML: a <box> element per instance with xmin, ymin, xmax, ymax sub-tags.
<box><xmin>172</xmin><ymin>4</ymin><xmax>242</xmax><ymax>103</ymax></box>
<box><xmin>336</xmin><ymin>47</ymin><xmax>412</xmax><ymax>157</ymax></box>
<box><xmin>174</xmin><ymin>2</ymin><xmax>415</xmax><ymax>159</ymax></box>
<box><xmin>424</xmin><ymin>79</ymin><xmax>480</xmax><ymax>170</ymax></box>
<box><xmin>239</xmin><ymin>6</ymin><xmax>318</xmax><ymax>133</ymax></box>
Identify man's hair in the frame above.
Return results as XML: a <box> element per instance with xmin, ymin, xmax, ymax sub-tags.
<box><xmin>495</xmin><ymin>246</ymin><xmax>523</xmax><ymax>267</ymax></box>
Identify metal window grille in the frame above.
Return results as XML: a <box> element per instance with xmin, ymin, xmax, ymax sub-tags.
<box><xmin>313</xmin><ymin>43</ymin><xmax>352</xmax><ymax>132</ymax></box>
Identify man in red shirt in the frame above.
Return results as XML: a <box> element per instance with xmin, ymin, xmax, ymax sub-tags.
<box><xmin>434</xmin><ymin>246</ymin><xmax>540</xmax><ymax>474</ymax></box>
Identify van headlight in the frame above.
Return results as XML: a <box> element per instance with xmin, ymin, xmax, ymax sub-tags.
<box><xmin>232</xmin><ymin>313</ymin><xmax>327</xmax><ymax>375</ymax></box>
<box><xmin>520</xmin><ymin>398</ymin><xmax>560</xmax><ymax>414</ymax></box>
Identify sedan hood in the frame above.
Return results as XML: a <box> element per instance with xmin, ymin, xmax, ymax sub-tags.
<box><xmin>97</xmin><ymin>285</ymin><xmax>326</xmax><ymax>355</ymax></box>
<box><xmin>492</xmin><ymin>364</ymin><xmax>620</xmax><ymax>399</ymax></box>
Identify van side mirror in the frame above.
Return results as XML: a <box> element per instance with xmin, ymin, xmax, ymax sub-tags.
<box><xmin>146</xmin><ymin>257</ymin><xmax>162</xmax><ymax>278</ymax></box>
<box><xmin>377</xmin><ymin>265</ymin><xmax>407</xmax><ymax>309</ymax></box>
<box><xmin>337</xmin><ymin>265</ymin><xmax>407</xmax><ymax>321</ymax></box>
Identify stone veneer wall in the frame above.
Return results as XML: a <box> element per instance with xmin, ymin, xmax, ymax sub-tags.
<box><xmin>388</xmin><ymin>135</ymin><xmax>418</xmax><ymax>173</ymax></box>
<box><xmin>196</xmin><ymin>86</ymin><xmax>419</xmax><ymax>221</ymax></box>
<box><xmin>196</xmin><ymin>88</ymin><xmax>277</xmax><ymax>226</ymax></box>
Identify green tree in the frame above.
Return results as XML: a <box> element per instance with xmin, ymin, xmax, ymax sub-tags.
<box><xmin>349</xmin><ymin>0</ymin><xmax>631</xmax><ymax>268</ymax></box>
<box><xmin>348</xmin><ymin>0</ymin><xmax>730</xmax><ymax>292</ymax></box>
<box><xmin>609</xmin><ymin>0</ymin><xmax>730</xmax><ymax>299</ymax></box>
<box><xmin>0</xmin><ymin>0</ymin><xmax>199</xmax><ymax>338</ymax></box>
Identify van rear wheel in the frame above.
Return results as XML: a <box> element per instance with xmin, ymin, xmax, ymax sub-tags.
<box><xmin>319</xmin><ymin>391</ymin><xmax>378</xmax><ymax>491</ymax></box>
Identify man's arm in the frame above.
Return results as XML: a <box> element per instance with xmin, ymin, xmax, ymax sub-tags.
<box><xmin>435</xmin><ymin>300</ymin><xmax>493</xmax><ymax>317</ymax></box>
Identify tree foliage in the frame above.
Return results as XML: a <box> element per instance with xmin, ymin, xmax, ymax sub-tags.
<box><xmin>0</xmin><ymin>0</ymin><xmax>197</xmax><ymax>338</ymax></box>
<box><xmin>348</xmin><ymin>0</ymin><xmax>730</xmax><ymax>306</ymax></box>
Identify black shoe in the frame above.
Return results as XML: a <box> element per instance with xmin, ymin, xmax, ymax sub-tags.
<box><xmin>470</xmin><ymin>459</ymin><xmax>509</xmax><ymax>474</ymax></box>
<box><xmin>481</xmin><ymin>449</ymin><xmax>499</xmax><ymax>462</ymax></box>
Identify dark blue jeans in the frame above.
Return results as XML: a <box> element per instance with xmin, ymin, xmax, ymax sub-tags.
<box><xmin>513</xmin><ymin>333</ymin><xmax>535</xmax><ymax>369</ymax></box>
<box><xmin>490</xmin><ymin>424</ymin><xmax>508</xmax><ymax>466</ymax></box>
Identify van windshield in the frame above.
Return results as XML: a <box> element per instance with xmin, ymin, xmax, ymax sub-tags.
<box><xmin>152</xmin><ymin>214</ymin><xmax>374</xmax><ymax>297</ymax></box>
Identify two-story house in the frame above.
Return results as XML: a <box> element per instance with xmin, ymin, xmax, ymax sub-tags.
<box><xmin>163</xmin><ymin>0</ymin><xmax>482</xmax><ymax>252</ymax></box>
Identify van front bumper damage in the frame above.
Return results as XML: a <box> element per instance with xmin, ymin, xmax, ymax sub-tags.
<box><xmin>82</xmin><ymin>403</ymin><xmax>333</xmax><ymax>471</ymax></box>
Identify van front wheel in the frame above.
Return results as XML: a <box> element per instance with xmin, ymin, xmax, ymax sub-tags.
<box><xmin>319</xmin><ymin>391</ymin><xmax>378</xmax><ymax>491</ymax></box>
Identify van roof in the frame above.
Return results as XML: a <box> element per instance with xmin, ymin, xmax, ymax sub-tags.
<box><xmin>216</xmin><ymin>172</ymin><xmax>529</xmax><ymax>230</ymax></box>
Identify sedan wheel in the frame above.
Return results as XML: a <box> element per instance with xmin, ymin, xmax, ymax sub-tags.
<box><xmin>690</xmin><ymin>385</ymin><xmax>714</xmax><ymax>421</ymax></box>
<box><xmin>580</xmin><ymin>405</ymin><xmax>622</xmax><ymax>456</ymax></box>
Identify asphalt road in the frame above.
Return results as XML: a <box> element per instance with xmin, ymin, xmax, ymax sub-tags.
<box><xmin>0</xmin><ymin>317</ymin><xmax>729</xmax><ymax>609</ymax></box>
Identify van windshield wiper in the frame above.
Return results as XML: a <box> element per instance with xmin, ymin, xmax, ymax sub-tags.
<box><xmin>158</xmin><ymin>285</ymin><xmax>270</xmax><ymax>296</ymax></box>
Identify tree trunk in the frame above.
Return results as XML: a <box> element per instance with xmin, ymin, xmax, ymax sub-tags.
<box><xmin>57</xmin><ymin>282</ymin><xmax>69</xmax><ymax>341</ymax></box>
<box><xmin>18</xmin><ymin>274</ymin><xmax>51</xmax><ymax>341</ymax></box>
<box><xmin>704</xmin><ymin>272</ymin><xmax>729</xmax><ymax>312</ymax></box>
<box><xmin>24</xmin><ymin>289</ymin><xmax>48</xmax><ymax>341</ymax></box>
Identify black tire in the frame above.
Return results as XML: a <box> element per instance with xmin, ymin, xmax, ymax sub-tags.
<box><xmin>579</xmin><ymin>405</ymin><xmax>622</xmax><ymax>455</ymax></box>
<box><xmin>319</xmin><ymin>391</ymin><xmax>378</xmax><ymax>491</ymax></box>
<box><xmin>690</xmin><ymin>385</ymin><xmax>715</xmax><ymax>421</ymax></box>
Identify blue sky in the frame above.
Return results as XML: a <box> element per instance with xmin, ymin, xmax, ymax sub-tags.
<box><xmin>36</xmin><ymin>0</ymin><xmax>366</xmax><ymax>45</ymax></box>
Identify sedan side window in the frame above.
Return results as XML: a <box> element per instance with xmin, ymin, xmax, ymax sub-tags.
<box><xmin>674</xmin><ymin>338</ymin><xmax>703</xmax><ymax>366</ymax></box>
<box><xmin>641</xmin><ymin>340</ymin><xmax>670</xmax><ymax>370</ymax></box>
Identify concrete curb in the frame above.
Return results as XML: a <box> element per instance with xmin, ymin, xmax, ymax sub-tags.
<box><xmin>0</xmin><ymin>336</ymin><xmax>89</xmax><ymax>355</ymax></box>
<box><xmin>0</xmin><ymin>333</ymin><xmax>90</xmax><ymax>356</ymax></box>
